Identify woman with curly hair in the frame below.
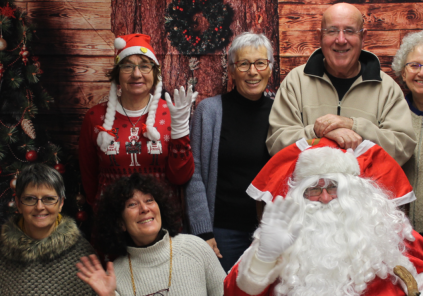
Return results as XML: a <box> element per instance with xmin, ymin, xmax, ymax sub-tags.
<box><xmin>76</xmin><ymin>173</ymin><xmax>226</xmax><ymax>296</ymax></box>
<box><xmin>392</xmin><ymin>31</ymin><xmax>423</xmax><ymax>234</ymax></box>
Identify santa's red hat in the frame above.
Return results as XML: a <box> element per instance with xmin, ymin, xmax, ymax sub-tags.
<box><xmin>247</xmin><ymin>138</ymin><xmax>415</xmax><ymax>206</ymax></box>
<box><xmin>97</xmin><ymin>34</ymin><xmax>162</xmax><ymax>152</ymax></box>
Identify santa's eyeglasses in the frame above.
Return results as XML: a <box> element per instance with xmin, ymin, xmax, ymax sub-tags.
<box><xmin>303</xmin><ymin>181</ymin><xmax>338</xmax><ymax>198</ymax></box>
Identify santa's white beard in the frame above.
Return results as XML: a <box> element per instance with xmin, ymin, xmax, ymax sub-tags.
<box><xmin>273</xmin><ymin>174</ymin><xmax>416</xmax><ymax>296</ymax></box>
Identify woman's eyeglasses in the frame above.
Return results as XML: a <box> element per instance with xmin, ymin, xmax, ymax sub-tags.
<box><xmin>119</xmin><ymin>63</ymin><xmax>155</xmax><ymax>74</ymax></box>
<box><xmin>231</xmin><ymin>59</ymin><xmax>270</xmax><ymax>72</ymax></box>
<box><xmin>405</xmin><ymin>62</ymin><xmax>423</xmax><ymax>73</ymax></box>
<box><xmin>20</xmin><ymin>195</ymin><xmax>60</xmax><ymax>206</ymax></box>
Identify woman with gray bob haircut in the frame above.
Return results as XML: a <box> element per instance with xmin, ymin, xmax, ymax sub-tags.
<box><xmin>0</xmin><ymin>163</ymin><xmax>96</xmax><ymax>295</ymax></box>
<box><xmin>392</xmin><ymin>30</ymin><xmax>423</xmax><ymax>235</ymax></box>
<box><xmin>185</xmin><ymin>32</ymin><xmax>274</xmax><ymax>272</ymax></box>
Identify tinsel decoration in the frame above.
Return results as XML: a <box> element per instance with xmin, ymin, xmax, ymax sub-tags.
<box><xmin>21</xmin><ymin>118</ymin><xmax>36</xmax><ymax>139</ymax></box>
<box><xmin>165</xmin><ymin>0</ymin><xmax>232</xmax><ymax>55</ymax></box>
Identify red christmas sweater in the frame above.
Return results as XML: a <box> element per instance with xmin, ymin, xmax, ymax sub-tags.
<box><xmin>79</xmin><ymin>100</ymin><xmax>194</xmax><ymax>206</ymax></box>
<box><xmin>224</xmin><ymin>230</ymin><xmax>423</xmax><ymax>296</ymax></box>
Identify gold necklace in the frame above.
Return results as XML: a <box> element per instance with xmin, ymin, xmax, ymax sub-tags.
<box><xmin>128</xmin><ymin>236</ymin><xmax>172</xmax><ymax>296</ymax></box>
<box><xmin>120</xmin><ymin>96</ymin><xmax>151</xmax><ymax>133</ymax></box>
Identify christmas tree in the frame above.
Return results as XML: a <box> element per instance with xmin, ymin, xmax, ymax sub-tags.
<box><xmin>0</xmin><ymin>0</ymin><xmax>90</xmax><ymax>229</ymax></box>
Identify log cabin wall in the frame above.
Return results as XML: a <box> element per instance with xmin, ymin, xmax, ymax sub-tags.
<box><xmin>15</xmin><ymin>0</ymin><xmax>114</xmax><ymax>156</ymax></box>
<box><xmin>278</xmin><ymin>0</ymin><xmax>423</xmax><ymax>84</ymax></box>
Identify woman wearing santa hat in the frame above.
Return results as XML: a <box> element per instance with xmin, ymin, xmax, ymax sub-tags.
<box><xmin>79</xmin><ymin>34</ymin><xmax>195</xmax><ymax>209</ymax></box>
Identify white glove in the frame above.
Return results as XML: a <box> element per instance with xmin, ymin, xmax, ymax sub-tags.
<box><xmin>256</xmin><ymin>197</ymin><xmax>302</xmax><ymax>263</ymax></box>
<box><xmin>164</xmin><ymin>85</ymin><xmax>198</xmax><ymax>139</ymax></box>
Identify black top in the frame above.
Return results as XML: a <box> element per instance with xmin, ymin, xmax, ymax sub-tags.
<box><xmin>212</xmin><ymin>88</ymin><xmax>273</xmax><ymax>233</ymax></box>
<box><xmin>325</xmin><ymin>66</ymin><xmax>362</xmax><ymax>101</ymax></box>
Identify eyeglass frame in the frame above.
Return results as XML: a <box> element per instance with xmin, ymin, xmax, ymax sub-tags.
<box><xmin>231</xmin><ymin>59</ymin><xmax>271</xmax><ymax>72</ymax></box>
<box><xmin>303</xmin><ymin>183</ymin><xmax>338</xmax><ymax>199</ymax></box>
<box><xmin>19</xmin><ymin>195</ymin><xmax>60</xmax><ymax>206</ymax></box>
<box><xmin>119</xmin><ymin>62</ymin><xmax>156</xmax><ymax>74</ymax></box>
<box><xmin>142</xmin><ymin>288</ymin><xmax>169</xmax><ymax>296</ymax></box>
<box><xmin>405</xmin><ymin>62</ymin><xmax>423</xmax><ymax>73</ymax></box>
<box><xmin>321</xmin><ymin>27</ymin><xmax>364</xmax><ymax>38</ymax></box>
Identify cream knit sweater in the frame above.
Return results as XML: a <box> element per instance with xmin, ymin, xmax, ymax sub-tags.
<box><xmin>114</xmin><ymin>231</ymin><xmax>226</xmax><ymax>296</ymax></box>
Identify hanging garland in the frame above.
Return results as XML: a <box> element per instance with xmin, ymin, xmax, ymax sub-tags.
<box><xmin>165</xmin><ymin>0</ymin><xmax>232</xmax><ymax>55</ymax></box>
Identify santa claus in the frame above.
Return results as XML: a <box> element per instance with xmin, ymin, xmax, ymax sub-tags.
<box><xmin>225</xmin><ymin>138</ymin><xmax>423</xmax><ymax>296</ymax></box>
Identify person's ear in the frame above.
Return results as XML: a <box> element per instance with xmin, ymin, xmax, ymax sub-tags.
<box><xmin>361</xmin><ymin>29</ymin><xmax>367</xmax><ymax>47</ymax></box>
<box><xmin>58</xmin><ymin>198</ymin><xmax>64</xmax><ymax>212</ymax></box>
<box><xmin>318</xmin><ymin>28</ymin><xmax>324</xmax><ymax>42</ymax></box>
<box><xmin>121</xmin><ymin>221</ymin><xmax>126</xmax><ymax>232</ymax></box>
<box><xmin>402</xmin><ymin>69</ymin><xmax>407</xmax><ymax>82</ymax></box>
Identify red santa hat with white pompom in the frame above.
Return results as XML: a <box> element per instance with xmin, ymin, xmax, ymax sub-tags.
<box><xmin>247</xmin><ymin>138</ymin><xmax>415</xmax><ymax>206</ymax></box>
<box><xmin>96</xmin><ymin>34</ymin><xmax>162</xmax><ymax>153</ymax></box>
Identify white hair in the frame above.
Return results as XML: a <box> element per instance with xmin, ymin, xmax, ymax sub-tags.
<box><xmin>272</xmin><ymin>173</ymin><xmax>415</xmax><ymax>296</ymax></box>
<box><xmin>227</xmin><ymin>32</ymin><xmax>274</xmax><ymax>72</ymax></box>
<box><xmin>392</xmin><ymin>30</ymin><xmax>423</xmax><ymax>85</ymax></box>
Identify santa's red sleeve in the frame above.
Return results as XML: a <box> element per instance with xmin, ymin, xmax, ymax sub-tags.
<box><xmin>79</xmin><ymin>108</ymin><xmax>100</xmax><ymax>206</ymax></box>
<box><xmin>165</xmin><ymin>135</ymin><xmax>194</xmax><ymax>185</ymax></box>
<box><xmin>224</xmin><ymin>241</ymin><xmax>283</xmax><ymax>296</ymax></box>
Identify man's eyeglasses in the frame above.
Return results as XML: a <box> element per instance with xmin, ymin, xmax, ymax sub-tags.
<box><xmin>303</xmin><ymin>183</ymin><xmax>338</xmax><ymax>198</ymax></box>
<box><xmin>405</xmin><ymin>62</ymin><xmax>423</xmax><ymax>73</ymax></box>
<box><xmin>143</xmin><ymin>288</ymin><xmax>169</xmax><ymax>296</ymax></box>
<box><xmin>20</xmin><ymin>195</ymin><xmax>60</xmax><ymax>206</ymax></box>
<box><xmin>231</xmin><ymin>59</ymin><xmax>271</xmax><ymax>72</ymax></box>
<box><xmin>321</xmin><ymin>27</ymin><xmax>364</xmax><ymax>38</ymax></box>
<box><xmin>119</xmin><ymin>63</ymin><xmax>155</xmax><ymax>74</ymax></box>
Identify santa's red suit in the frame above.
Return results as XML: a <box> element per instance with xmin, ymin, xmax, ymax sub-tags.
<box><xmin>224</xmin><ymin>138</ymin><xmax>422</xmax><ymax>296</ymax></box>
<box><xmin>224</xmin><ymin>230</ymin><xmax>423</xmax><ymax>296</ymax></box>
<box><xmin>79</xmin><ymin>100</ymin><xmax>194</xmax><ymax>206</ymax></box>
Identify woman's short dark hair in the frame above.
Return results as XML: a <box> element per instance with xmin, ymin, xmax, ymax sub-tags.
<box><xmin>15</xmin><ymin>163</ymin><xmax>65</xmax><ymax>200</ymax></box>
<box><xmin>106</xmin><ymin>55</ymin><xmax>161</xmax><ymax>89</ymax></box>
<box><xmin>94</xmin><ymin>173</ymin><xmax>181</xmax><ymax>256</ymax></box>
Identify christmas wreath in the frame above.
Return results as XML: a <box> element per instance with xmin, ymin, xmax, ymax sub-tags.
<box><xmin>165</xmin><ymin>0</ymin><xmax>232</xmax><ymax>55</ymax></box>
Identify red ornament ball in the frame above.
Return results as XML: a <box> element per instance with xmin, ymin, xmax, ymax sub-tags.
<box><xmin>54</xmin><ymin>163</ymin><xmax>66</xmax><ymax>174</ymax></box>
<box><xmin>25</xmin><ymin>150</ymin><xmax>38</xmax><ymax>162</ymax></box>
<box><xmin>76</xmin><ymin>211</ymin><xmax>88</xmax><ymax>222</ymax></box>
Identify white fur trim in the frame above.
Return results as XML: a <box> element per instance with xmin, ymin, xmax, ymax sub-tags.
<box><xmin>236</xmin><ymin>240</ymin><xmax>283</xmax><ymax>295</ymax></box>
<box><xmin>296</xmin><ymin>138</ymin><xmax>311</xmax><ymax>151</ymax></box>
<box><xmin>114</xmin><ymin>37</ymin><xmax>126</xmax><ymax>50</ymax></box>
<box><xmin>117</xmin><ymin>46</ymin><xmax>159</xmax><ymax>65</ymax></box>
<box><xmin>97</xmin><ymin>82</ymin><xmax>118</xmax><ymax>152</ymax></box>
<box><xmin>353</xmin><ymin>140</ymin><xmax>376</xmax><ymax>158</ymax></box>
<box><xmin>393</xmin><ymin>191</ymin><xmax>417</xmax><ymax>206</ymax></box>
<box><xmin>294</xmin><ymin>146</ymin><xmax>360</xmax><ymax>180</ymax></box>
<box><xmin>143</xmin><ymin>80</ymin><xmax>162</xmax><ymax>141</ymax></box>
<box><xmin>246</xmin><ymin>184</ymin><xmax>274</xmax><ymax>203</ymax></box>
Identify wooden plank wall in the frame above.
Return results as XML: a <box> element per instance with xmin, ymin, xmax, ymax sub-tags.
<box><xmin>15</xmin><ymin>0</ymin><xmax>114</xmax><ymax>155</ymax></box>
<box><xmin>278</xmin><ymin>0</ymin><xmax>423</xmax><ymax>83</ymax></box>
<box><xmin>13</xmin><ymin>0</ymin><xmax>423</xmax><ymax>156</ymax></box>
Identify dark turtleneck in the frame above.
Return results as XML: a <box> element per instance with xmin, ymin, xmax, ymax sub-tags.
<box><xmin>213</xmin><ymin>88</ymin><xmax>273</xmax><ymax>233</ymax></box>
